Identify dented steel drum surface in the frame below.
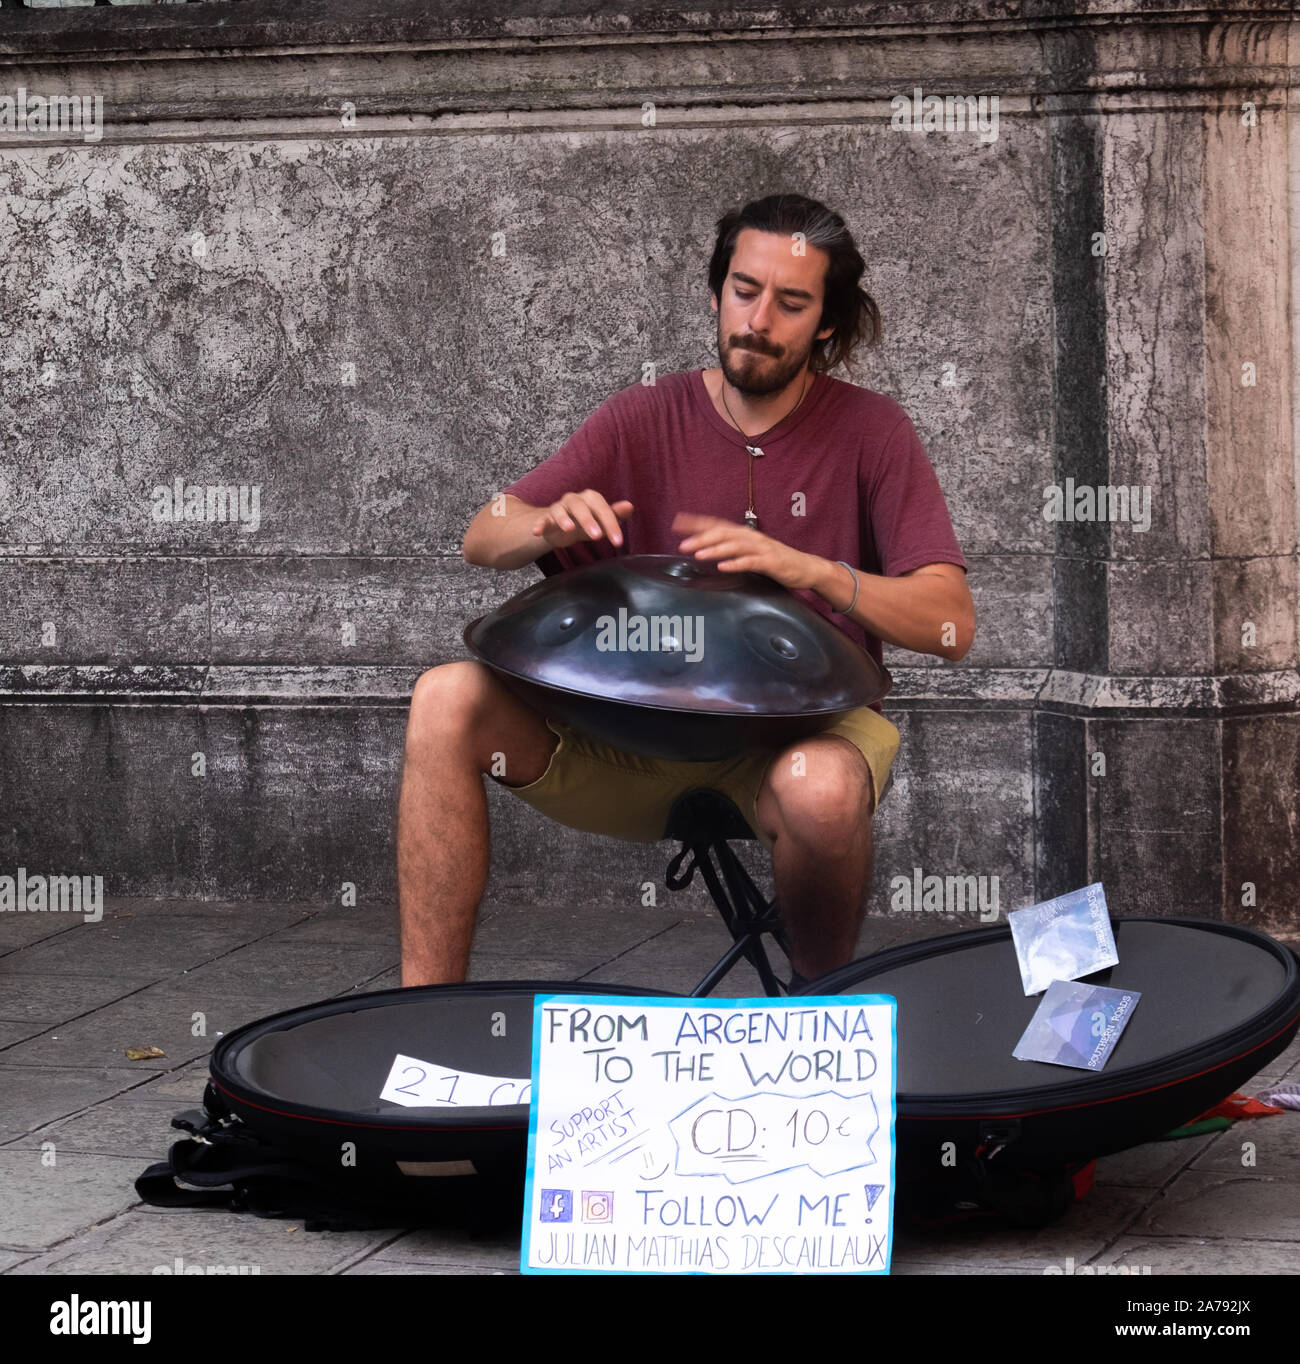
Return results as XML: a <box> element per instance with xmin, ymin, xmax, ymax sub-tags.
<box><xmin>463</xmin><ymin>554</ymin><xmax>891</xmax><ymax>760</ymax></box>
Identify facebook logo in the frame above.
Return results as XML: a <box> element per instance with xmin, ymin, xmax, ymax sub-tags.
<box><xmin>539</xmin><ymin>1189</ymin><xmax>573</xmax><ymax>1223</ymax></box>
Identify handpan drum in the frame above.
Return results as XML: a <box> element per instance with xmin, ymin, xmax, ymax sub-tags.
<box><xmin>464</xmin><ymin>554</ymin><xmax>890</xmax><ymax>760</ymax></box>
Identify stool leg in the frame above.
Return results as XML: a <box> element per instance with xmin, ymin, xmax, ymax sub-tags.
<box><xmin>684</xmin><ymin>840</ymin><xmax>791</xmax><ymax>997</ymax></box>
<box><xmin>714</xmin><ymin>843</ymin><xmax>790</xmax><ymax>993</ymax></box>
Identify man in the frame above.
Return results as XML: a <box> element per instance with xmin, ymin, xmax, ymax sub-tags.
<box><xmin>398</xmin><ymin>193</ymin><xmax>974</xmax><ymax>988</ymax></box>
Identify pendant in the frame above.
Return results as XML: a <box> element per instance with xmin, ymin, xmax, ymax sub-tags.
<box><xmin>744</xmin><ymin>510</ymin><xmax>759</xmax><ymax>529</ymax></box>
<box><xmin>746</xmin><ymin>444</ymin><xmax>765</xmax><ymax>457</ymax></box>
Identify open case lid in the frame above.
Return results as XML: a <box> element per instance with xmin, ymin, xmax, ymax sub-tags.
<box><xmin>802</xmin><ymin>917</ymin><xmax>1300</xmax><ymax>1118</ymax></box>
<box><xmin>210</xmin><ymin>981</ymin><xmax>678</xmax><ymax>1146</ymax></box>
<box><xmin>206</xmin><ymin>921</ymin><xmax>1300</xmax><ymax>1169</ymax></box>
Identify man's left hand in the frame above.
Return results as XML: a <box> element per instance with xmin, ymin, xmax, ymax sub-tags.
<box><xmin>673</xmin><ymin>512</ymin><xmax>818</xmax><ymax>591</ymax></box>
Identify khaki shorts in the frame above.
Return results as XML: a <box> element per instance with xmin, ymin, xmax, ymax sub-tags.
<box><xmin>493</xmin><ymin>706</ymin><xmax>900</xmax><ymax>853</ymax></box>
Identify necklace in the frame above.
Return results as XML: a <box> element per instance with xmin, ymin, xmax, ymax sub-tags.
<box><xmin>718</xmin><ymin>367</ymin><xmax>811</xmax><ymax>529</ymax></box>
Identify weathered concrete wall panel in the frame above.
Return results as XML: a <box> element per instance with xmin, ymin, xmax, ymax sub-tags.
<box><xmin>2</xmin><ymin>122</ymin><xmax>1051</xmax><ymax>570</ymax></box>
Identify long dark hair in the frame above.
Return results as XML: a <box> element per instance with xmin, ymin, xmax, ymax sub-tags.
<box><xmin>707</xmin><ymin>194</ymin><xmax>882</xmax><ymax>373</ymax></box>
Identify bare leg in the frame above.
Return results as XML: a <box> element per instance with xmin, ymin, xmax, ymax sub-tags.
<box><xmin>753</xmin><ymin>734</ymin><xmax>876</xmax><ymax>981</ymax></box>
<box><xmin>396</xmin><ymin>661</ymin><xmax>557</xmax><ymax>986</ymax></box>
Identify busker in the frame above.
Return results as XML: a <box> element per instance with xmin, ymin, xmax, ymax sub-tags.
<box><xmin>397</xmin><ymin>192</ymin><xmax>974</xmax><ymax>988</ymax></box>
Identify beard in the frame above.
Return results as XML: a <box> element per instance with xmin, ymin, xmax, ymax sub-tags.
<box><xmin>718</xmin><ymin>322</ymin><xmax>816</xmax><ymax>397</ymax></box>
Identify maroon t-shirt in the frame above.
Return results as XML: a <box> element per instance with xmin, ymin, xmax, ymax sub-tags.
<box><xmin>502</xmin><ymin>368</ymin><xmax>967</xmax><ymax>693</ymax></box>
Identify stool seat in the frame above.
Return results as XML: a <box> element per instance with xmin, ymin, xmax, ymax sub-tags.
<box><xmin>661</xmin><ymin>788</ymin><xmax>792</xmax><ymax>996</ymax></box>
<box><xmin>661</xmin><ymin>788</ymin><xmax>758</xmax><ymax>843</ymax></box>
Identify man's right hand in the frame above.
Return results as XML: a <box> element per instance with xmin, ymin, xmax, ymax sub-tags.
<box><xmin>530</xmin><ymin>490</ymin><xmax>634</xmax><ymax>550</ymax></box>
<box><xmin>463</xmin><ymin>491</ymin><xmax>635</xmax><ymax>570</ymax></box>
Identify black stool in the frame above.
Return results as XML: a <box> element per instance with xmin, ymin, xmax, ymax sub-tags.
<box><xmin>661</xmin><ymin>788</ymin><xmax>793</xmax><ymax>997</ymax></box>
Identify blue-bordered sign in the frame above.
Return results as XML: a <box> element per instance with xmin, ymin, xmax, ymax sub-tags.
<box><xmin>521</xmin><ymin>995</ymin><xmax>896</xmax><ymax>1275</ymax></box>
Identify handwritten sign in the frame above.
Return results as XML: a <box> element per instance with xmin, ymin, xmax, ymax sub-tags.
<box><xmin>379</xmin><ymin>1054</ymin><xmax>531</xmax><ymax>1109</ymax></box>
<box><xmin>521</xmin><ymin>995</ymin><xmax>895</xmax><ymax>1275</ymax></box>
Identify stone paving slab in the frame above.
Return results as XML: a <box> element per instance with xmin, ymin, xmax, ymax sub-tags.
<box><xmin>0</xmin><ymin>1065</ymin><xmax>162</xmax><ymax>1143</ymax></box>
<box><xmin>0</xmin><ymin>1020</ymin><xmax>57</xmax><ymax>1050</ymax></box>
<box><xmin>170</xmin><ymin>963</ymin><xmax>396</xmax><ymax>1002</ymax></box>
<box><xmin>890</xmin><ymin>1185</ymin><xmax>1151</xmax><ymax>1273</ymax></box>
<box><xmin>7</xmin><ymin>1206</ymin><xmax>396</xmax><ymax>1275</ymax></box>
<box><xmin>1094</xmin><ymin>1134</ymin><xmax>1219</xmax><ymax>1188</ymax></box>
<box><xmin>0</xmin><ymin>918</ymin><xmax>84</xmax><ymax>952</ymax></box>
<box><xmin>1132</xmin><ymin>1171</ymin><xmax>1300</xmax><ymax>1239</ymax></box>
<box><xmin>264</xmin><ymin>908</ymin><xmax>403</xmax><ymax>946</ymax></box>
<box><xmin>1248</xmin><ymin>1032</ymin><xmax>1300</xmax><ymax>1089</ymax></box>
<box><xmin>352</xmin><ymin>967</ymin><xmax>400</xmax><ymax>992</ymax></box>
<box><xmin>1093</xmin><ymin>1235</ymin><xmax>1299</xmax><ymax>1275</ymax></box>
<box><xmin>0</xmin><ymin>914</ymin><xmax>306</xmax><ymax>979</ymax></box>
<box><xmin>464</xmin><ymin>954</ymin><xmax>612</xmax><ymax>982</ymax></box>
<box><xmin>131</xmin><ymin>1063</ymin><xmax>210</xmax><ymax>1096</ymax></box>
<box><xmin>0</xmin><ymin>1152</ymin><xmax>151</xmax><ymax>1253</ymax></box>
<box><xmin>573</xmin><ymin>920</ymin><xmax>773</xmax><ymax>996</ymax></box>
<box><xmin>892</xmin><ymin>1261</ymin><xmax>1041</xmax><ymax>1275</ymax></box>
<box><xmin>0</xmin><ymin>990</ymin><xmax>291</xmax><ymax>1073</ymax></box>
<box><xmin>343</xmin><ymin>1260</ymin><xmax>517</xmax><ymax>1274</ymax></box>
<box><xmin>354</xmin><ymin>1225</ymin><xmax>522</xmax><ymax>1271</ymax></box>
<box><xmin>157</xmin><ymin>938</ymin><xmax>398</xmax><ymax>997</ymax></box>
<box><xmin>0</xmin><ymin>970</ymin><xmax>160</xmax><ymax>1026</ymax></box>
<box><xmin>473</xmin><ymin>900</ymin><xmax>692</xmax><ymax>958</ymax></box>
<box><xmin>129</xmin><ymin>1061</ymin><xmax>213</xmax><ymax>1100</ymax></box>
<box><xmin>3</xmin><ymin>1090</ymin><xmax>206</xmax><ymax>1159</ymax></box>
<box><xmin>1189</xmin><ymin>1118</ymin><xmax>1300</xmax><ymax>1175</ymax></box>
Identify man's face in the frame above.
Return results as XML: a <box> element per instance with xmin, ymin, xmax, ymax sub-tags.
<box><xmin>712</xmin><ymin>227</ymin><xmax>836</xmax><ymax>397</ymax></box>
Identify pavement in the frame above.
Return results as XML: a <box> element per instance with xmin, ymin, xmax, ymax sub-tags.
<box><xmin>1</xmin><ymin>889</ymin><xmax>1297</xmax><ymax>1278</ymax></box>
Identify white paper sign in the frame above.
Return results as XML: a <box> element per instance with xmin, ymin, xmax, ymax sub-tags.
<box><xmin>379</xmin><ymin>1053</ymin><xmax>532</xmax><ymax>1109</ymax></box>
<box><xmin>522</xmin><ymin>995</ymin><xmax>896</xmax><ymax>1275</ymax></box>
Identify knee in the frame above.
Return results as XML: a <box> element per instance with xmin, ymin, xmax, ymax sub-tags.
<box><xmin>761</xmin><ymin>739</ymin><xmax>872</xmax><ymax>844</ymax></box>
<box><xmin>407</xmin><ymin>661</ymin><xmax>494</xmax><ymax>739</ymax></box>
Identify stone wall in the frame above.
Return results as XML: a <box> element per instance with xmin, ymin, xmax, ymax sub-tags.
<box><xmin>0</xmin><ymin>0</ymin><xmax>1295</xmax><ymax>931</ymax></box>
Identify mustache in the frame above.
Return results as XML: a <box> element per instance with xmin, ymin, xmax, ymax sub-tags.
<box><xmin>729</xmin><ymin>336</ymin><xmax>780</xmax><ymax>356</ymax></box>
